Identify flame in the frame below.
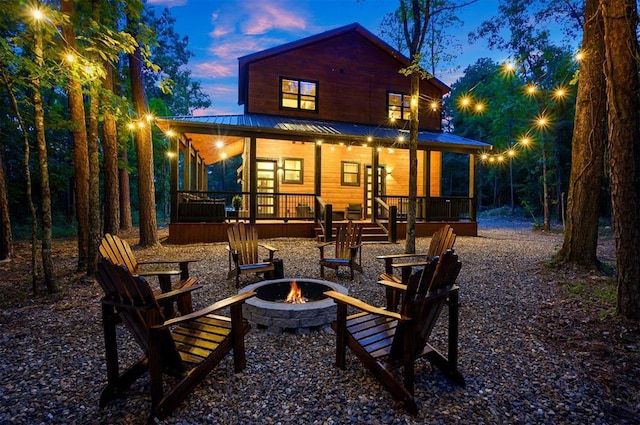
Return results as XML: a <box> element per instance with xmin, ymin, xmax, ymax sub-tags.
<box><xmin>285</xmin><ymin>280</ymin><xmax>307</xmax><ymax>304</ymax></box>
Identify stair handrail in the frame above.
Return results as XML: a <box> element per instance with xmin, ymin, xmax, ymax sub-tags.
<box><xmin>316</xmin><ymin>196</ymin><xmax>333</xmax><ymax>242</ymax></box>
<box><xmin>375</xmin><ymin>197</ymin><xmax>397</xmax><ymax>243</ymax></box>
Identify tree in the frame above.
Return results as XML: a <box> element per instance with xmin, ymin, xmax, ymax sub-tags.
<box><xmin>127</xmin><ymin>10</ymin><xmax>158</xmax><ymax>247</ymax></box>
<box><xmin>601</xmin><ymin>0</ymin><xmax>640</xmax><ymax>321</ymax></box>
<box><xmin>554</xmin><ymin>0</ymin><xmax>606</xmax><ymax>268</ymax></box>
<box><xmin>387</xmin><ymin>0</ymin><xmax>476</xmax><ymax>254</ymax></box>
<box><xmin>60</xmin><ymin>0</ymin><xmax>91</xmax><ymax>273</ymax></box>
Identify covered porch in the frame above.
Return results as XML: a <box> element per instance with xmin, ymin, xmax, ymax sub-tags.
<box><xmin>157</xmin><ymin>114</ymin><xmax>490</xmax><ymax>244</ymax></box>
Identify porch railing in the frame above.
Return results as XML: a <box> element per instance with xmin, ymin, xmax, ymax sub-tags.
<box><xmin>379</xmin><ymin>195</ymin><xmax>473</xmax><ymax>221</ymax></box>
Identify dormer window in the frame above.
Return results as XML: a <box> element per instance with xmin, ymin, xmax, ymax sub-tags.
<box><xmin>388</xmin><ymin>92</ymin><xmax>410</xmax><ymax>120</ymax></box>
<box><xmin>281</xmin><ymin>78</ymin><xmax>318</xmax><ymax>111</ymax></box>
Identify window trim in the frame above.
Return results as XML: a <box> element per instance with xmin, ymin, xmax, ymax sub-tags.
<box><xmin>282</xmin><ymin>158</ymin><xmax>304</xmax><ymax>184</ymax></box>
<box><xmin>341</xmin><ymin>161</ymin><xmax>361</xmax><ymax>186</ymax></box>
<box><xmin>280</xmin><ymin>77</ymin><xmax>318</xmax><ymax>112</ymax></box>
<box><xmin>387</xmin><ymin>91</ymin><xmax>411</xmax><ymax>121</ymax></box>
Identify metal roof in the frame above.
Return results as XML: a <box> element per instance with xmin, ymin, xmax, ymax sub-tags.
<box><xmin>159</xmin><ymin>113</ymin><xmax>492</xmax><ymax>153</ymax></box>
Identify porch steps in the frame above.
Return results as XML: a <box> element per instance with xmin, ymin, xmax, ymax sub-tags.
<box><xmin>314</xmin><ymin>221</ymin><xmax>391</xmax><ymax>243</ymax></box>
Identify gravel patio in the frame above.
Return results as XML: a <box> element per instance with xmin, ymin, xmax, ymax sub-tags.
<box><xmin>0</xmin><ymin>218</ymin><xmax>637</xmax><ymax>424</ymax></box>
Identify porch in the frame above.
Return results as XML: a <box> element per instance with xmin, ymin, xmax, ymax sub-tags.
<box><xmin>167</xmin><ymin>190</ymin><xmax>477</xmax><ymax>244</ymax></box>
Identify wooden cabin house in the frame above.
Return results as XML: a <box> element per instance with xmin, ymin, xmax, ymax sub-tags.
<box><xmin>156</xmin><ymin>23</ymin><xmax>491</xmax><ymax>244</ymax></box>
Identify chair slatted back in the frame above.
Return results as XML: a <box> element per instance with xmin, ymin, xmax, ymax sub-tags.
<box><xmin>96</xmin><ymin>258</ymin><xmax>175</xmax><ymax>356</ymax></box>
<box><xmin>390</xmin><ymin>250</ymin><xmax>461</xmax><ymax>361</ymax></box>
<box><xmin>99</xmin><ymin>233</ymin><xmax>139</xmax><ymax>273</ymax></box>
<box><xmin>228</xmin><ymin>222</ymin><xmax>261</xmax><ymax>266</ymax></box>
<box><xmin>334</xmin><ymin>222</ymin><xmax>363</xmax><ymax>260</ymax></box>
<box><xmin>427</xmin><ymin>224</ymin><xmax>456</xmax><ymax>259</ymax></box>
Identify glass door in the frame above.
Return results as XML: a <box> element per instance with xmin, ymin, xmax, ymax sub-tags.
<box><xmin>365</xmin><ymin>165</ymin><xmax>385</xmax><ymax>218</ymax></box>
<box><xmin>257</xmin><ymin>160</ymin><xmax>277</xmax><ymax>217</ymax></box>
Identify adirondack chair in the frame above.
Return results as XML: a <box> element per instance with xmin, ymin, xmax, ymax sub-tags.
<box><xmin>377</xmin><ymin>224</ymin><xmax>456</xmax><ymax>310</ymax></box>
<box><xmin>96</xmin><ymin>257</ymin><xmax>255</xmax><ymax>422</ymax></box>
<box><xmin>99</xmin><ymin>233</ymin><xmax>198</xmax><ymax>316</ymax></box>
<box><xmin>227</xmin><ymin>222</ymin><xmax>278</xmax><ymax>288</ymax></box>
<box><xmin>324</xmin><ymin>249</ymin><xmax>464</xmax><ymax>414</ymax></box>
<box><xmin>317</xmin><ymin>221</ymin><xmax>363</xmax><ymax>279</ymax></box>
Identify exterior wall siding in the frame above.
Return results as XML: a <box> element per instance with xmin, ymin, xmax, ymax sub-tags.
<box><xmin>245</xmin><ymin>31</ymin><xmax>444</xmax><ymax>130</ymax></box>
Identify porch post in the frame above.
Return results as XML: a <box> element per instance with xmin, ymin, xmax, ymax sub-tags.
<box><xmin>469</xmin><ymin>153</ymin><xmax>477</xmax><ymax>221</ymax></box>
<box><xmin>169</xmin><ymin>135</ymin><xmax>179</xmax><ymax>223</ymax></box>
<box><xmin>314</xmin><ymin>141</ymin><xmax>322</xmax><ymax>220</ymax></box>
<box><xmin>372</xmin><ymin>147</ymin><xmax>379</xmax><ymax>221</ymax></box>
<box><xmin>184</xmin><ymin>139</ymin><xmax>192</xmax><ymax>190</ymax></box>
<box><xmin>424</xmin><ymin>150</ymin><xmax>431</xmax><ymax>220</ymax></box>
<box><xmin>249</xmin><ymin>136</ymin><xmax>257</xmax><ymax>223</ymax></box>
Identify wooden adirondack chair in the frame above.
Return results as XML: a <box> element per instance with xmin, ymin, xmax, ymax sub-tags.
<box><xmin>227</xmin><ymin>222</ymin><xmax>278</xmax><ymax>288</ymax></box>
<box><xmin>96</xmin><ymin>257</ymin><xmax>255</xmax><ymax>422</ymax></box>
<box><xmin>99</xmin><ymin>233</ymin><xmax>198</xmax><ymax>316</ymax></box>
<box><xmin>324</xmin><ymin>249</ymin><xmax>464</xmax><ymax>414</ymax></box>
<box><xmin>317</xmin><ymin>221</ymin><xmax>363</xmax><ymax>279</ymax></box>
<box><xmin>377</xmin><ymin>224</ymin><xmax>456</xmax><ymax>310</ymax></box>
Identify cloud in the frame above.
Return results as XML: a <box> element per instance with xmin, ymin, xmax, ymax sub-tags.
<box><xmin>191</xmin><ymin>61</ymin><xmax>235</xmax><ymax>79</ymax></box>
<box><xmin>146</xmin><ymin>0</ymin><xmax>187</xmax><ymax>6</ymax></box>
<box><xmin>239</xmin><ymin>2</ymin><xmax>308</xmax><ymax>35</ymax></box>
<box><xmin>208</xmin><ymin>34</ymin><xmax>283</xmax><ymax>60</ymax></box>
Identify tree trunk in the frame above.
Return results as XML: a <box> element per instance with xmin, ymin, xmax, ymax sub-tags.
<box><xmin>0</xmin><ymin>138</ymin><xmax>13</xmax><ymax>260</ymax></box>
<box><xmin>404</xmin><ymin>71</ymin><xmax>419</xmax><ymax>254</ymax></box>
<box><xmin>119</xmin><ymin>149</ymin><xmax>133</xmax><ymax>231</ymax></box>
<box><xmin>555</xmin><ymin>0</ymin><xmax>605</xmax><ymax>267</ymax></box>
<box><xmin>32</xmin><ymin>26</ymin><xmax>57</xmax><ymax>293</ymax></box>
<box><xmin>128</xmin><ymin>28</ymin><xmax>158</xmax><ymax>246</ymax></box>
<box><xmin>1</xmin><ymin>68</ymin><xmax>38</xmax><ymax>290</ymax></box>
<box><xmin>102</xmin><ymin>63</ymin><xmax>120</xmax><ymax>235</ymax></box>
<box><xmin>87</xmin><ymin>82</ymin><xmax>101</xmax><ymax>274</ymax></box>
<box><xmin>601</xmin><ymin>0</ymin><xmax>640</xmax><ymax>321</ymax></box>
<box><xmin>61</xmin><ymin>0</ymin><xmax>90</xmax><ymax>272</ymax></box>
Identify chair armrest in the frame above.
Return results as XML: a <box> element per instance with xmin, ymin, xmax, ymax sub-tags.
<box><xmin>324</xmin><ymin>290</ymin><xmax>410</xmax><ymax>321</ymax></box>
<box><xmin>392</xmin><ymin>260</ymin><xmax>430</xmax><ymax>269</ymax></box>
<box><xmin>137</xmin><ymin>259</ymin><xmax>198</xmax><ymax>266</ymax></box>
<box><xmin>377</xmin><ymin>280</ymin><xmax>407</xmax><ymax>292</ymax></box>
<box><xmin>135</xmin><ymin>270</ymin><xmax>182</xmax><ymax>278</ymax></box>
<box><xmin>154</xmin><ymin>285</ymin><xmax>202</xmax><ymax>303</ymax></box>
<box><xmin>316</xmin><ymin>241</ymin><xmax>333</xmax><ymax>249</ymax></box>
<box><xmin>156</xmin><ymin>291</ymin><xmax>256</xmax><ymax>328</ymax></box>
<box><xmin>259</xmin><ymin>243</ymin><xmax>278</xmax><ymax>253</ymax></box>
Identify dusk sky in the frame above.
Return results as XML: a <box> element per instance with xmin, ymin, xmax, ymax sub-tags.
<box><xmin>147</xmin><ymin>0</ymin><xmax>570</xmax><ymax>116</ymax></box>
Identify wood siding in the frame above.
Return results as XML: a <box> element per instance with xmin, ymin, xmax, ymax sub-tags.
<box><xmin>245</xmin><ymin>31</ymin><xmax>444</xmax><ymax>130</ymax></box>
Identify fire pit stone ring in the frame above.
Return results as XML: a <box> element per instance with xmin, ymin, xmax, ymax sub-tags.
<box><xmin>238</xmin><ymin>278</ymin><xmax>348</xmax><ymax>333</ymax></box>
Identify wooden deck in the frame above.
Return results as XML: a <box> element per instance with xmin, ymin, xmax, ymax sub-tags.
<box><xmin>167</xmin><ymin>220</ymin><xmax>477</xmax><ymax>244</ymax></box>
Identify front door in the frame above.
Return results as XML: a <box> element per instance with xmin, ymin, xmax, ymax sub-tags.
<box><xmin>257</xmin><ymin>160</ymin><xmax>277</xmax><ymax>217</ymax></box>
<box><xmin>365</xmin><ymin>165</ymin><xmax>385</xmax><ymax>219</ymax></box>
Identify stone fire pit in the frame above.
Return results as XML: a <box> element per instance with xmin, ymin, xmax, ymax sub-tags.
<box><xmin>238</xmin><ymin>278</ymin><xmax>348</xmax><ymax>333</ymax></box>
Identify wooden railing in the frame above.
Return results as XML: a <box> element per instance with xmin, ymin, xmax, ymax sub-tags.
<box><xmin>316</xmin><ymin>196</ymin><xmax>333</xmax><ymax>242</ymax></box>
<box><xmin>374</xmin><ymin>197</ymin><xmax>397</xmax><ymax>243</ymax></box>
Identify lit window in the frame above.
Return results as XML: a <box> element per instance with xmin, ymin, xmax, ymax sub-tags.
<box><xmin>341</xmin><ymin>161</ymin><xmax>360</xmax><ymax>186</ymax></box>
<box><xmin>281</xmin><ymin>78</ymin><xmax>317</xmax><ymax>111</ymax></box>
<box><xmin>388</xmin><ymin>92</ymin><xmax>410</xmax><ymax>120</ymax></box>
<box><xmin>283</xmin><ymin>158</ymin><xmax>303</xmax><ymax>184</ymax></box>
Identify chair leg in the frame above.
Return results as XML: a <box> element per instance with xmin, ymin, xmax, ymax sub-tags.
<box><xmin>335</xmin><ymin>303</ymin><xmax>347</xmax><ymax>369</ymax></box>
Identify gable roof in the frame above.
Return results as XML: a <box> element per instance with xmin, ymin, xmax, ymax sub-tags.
<box><xmin>237</xmin><ymin>22</ymin><xmax>450</xmax><ymax>105</ymax></box>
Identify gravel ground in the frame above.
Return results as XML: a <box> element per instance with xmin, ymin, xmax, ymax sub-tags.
<box><xmin>0</xmin><ymin>219</ymin><xmax>637</xmax><ymax>424</ymax></box>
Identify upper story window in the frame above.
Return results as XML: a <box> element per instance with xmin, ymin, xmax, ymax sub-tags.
<box><xmin>281</xmin><ymin>78</ymin><xmax>317</xmax><ymax>111</ymax></box>
<box><xmin>388</xmin><ymin>92</ymin><xmax>410</xmax><ymax>120</ymax></box>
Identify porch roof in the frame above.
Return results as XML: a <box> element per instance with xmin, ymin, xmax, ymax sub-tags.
<box><xmin>157</xmin><ymin>113</ymin><xmax>492</xmax><ymax>164</ymax></box>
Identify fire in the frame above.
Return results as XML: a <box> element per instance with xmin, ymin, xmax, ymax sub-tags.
<box><xmin>285</xmin><ymin>280</ymin><xmax>307</xmax><ymax>304</ymax></box>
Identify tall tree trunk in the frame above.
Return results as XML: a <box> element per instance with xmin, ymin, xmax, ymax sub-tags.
<box><xmin>555</xmin><ymin>0</ymin><xmax>605</xmax><ymax>267</ymax></box>
<box><xmin>0</xmin><ymin>138</ymin><xmax>13</xmax><ymax>260</ymax></box>
<box><xmin>119</xmin><ymin>149</ymin><xmax>133</xmax><ymax>231</ymax></box>
<box><xmin>87</xmin><ymin>82</ymin><xmax>101</xmax><ymax>274</ymax></box>
<box><xmin>601</xmin><ymin>0</ymin><xmax>640</xmax><ymax>321</ymax></box>
<box><xmin>405</xmin><ymin>70</ymin><xmax>419</xmax><ymax>253</ymax></box>
<box><xmin>61</xmin><ymin>0</ymin><xmax>90</xmax><ymax>272</ymax></box>
<box><xmin>128</xmin><ymin>21</ymin><xmax>158</xmax><ymax>246</ymax></box>
<box><xmin>32</xmin><ymin>24</ymin><xmax>57</xmax><ymax>293</ymax></box>
<box><xmin>102</xmin><ymin>63</ymin><xmax>120</xmax><ymax>235</ymax></box>
<box><xmin>1</xmin><ymin>68</ymin><xmax>38</xmax><ymax>290</ymax></box>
